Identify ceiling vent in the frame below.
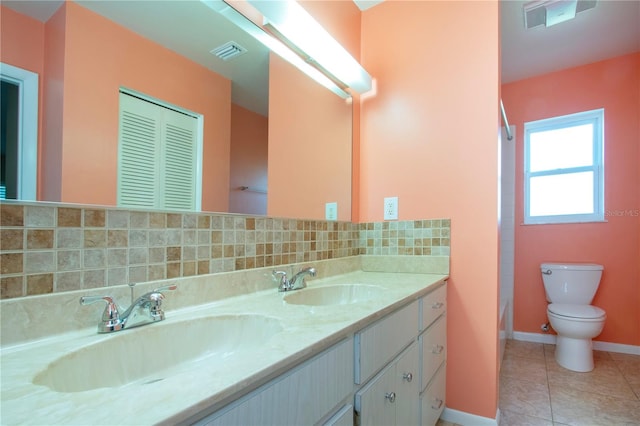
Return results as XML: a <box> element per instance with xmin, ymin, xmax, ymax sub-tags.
<box><xmin>524</xmin><ymin>0</ymin><xmax>597</xmax><ymax>29</ymax></box>
<box><xmin>210</xmin><ymin>41</ymin><xmax>248</xmax><ymax>61</ymax></box>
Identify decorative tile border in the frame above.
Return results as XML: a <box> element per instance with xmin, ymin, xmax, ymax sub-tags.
<box><xmin>0</xmin><ymin>202</ymin><xmax>450</xmax><ymax>299</ymax></box>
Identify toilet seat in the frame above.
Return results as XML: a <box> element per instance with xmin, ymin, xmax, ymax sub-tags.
<box><xmin>548</xmin><ymin>303</ymin><xmax>606</xmax><ymax>320</ymax></box>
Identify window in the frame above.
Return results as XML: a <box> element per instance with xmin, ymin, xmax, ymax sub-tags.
<box><xmin>524</xmin><ymin>109</ymin><xmax>604</xmax><ymax>224</ymax></box>
<box><xmin>118</xmin><ymin>91</ymin><xmax>202</xmax><ymax>211</ymax></box>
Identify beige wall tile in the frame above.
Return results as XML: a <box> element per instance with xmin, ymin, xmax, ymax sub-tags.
<box><xmin>0</xmin><ymin>229</ymin><xmax>23</xmax><ymax>251</ymax></box>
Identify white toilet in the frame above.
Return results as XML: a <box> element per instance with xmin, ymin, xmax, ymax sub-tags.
<box><xmin>541</xmin><ymin>262</ymin><xmax>606</xmax><ymax>372</ymax></box>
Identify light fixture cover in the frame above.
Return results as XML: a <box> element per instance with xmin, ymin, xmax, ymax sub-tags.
<box><xmin>247</xmin><ymin>0</ymin><xmax>373</xmax><ymax>94</ymax></box>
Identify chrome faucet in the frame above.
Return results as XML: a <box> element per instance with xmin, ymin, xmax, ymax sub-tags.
<box><xmin>80</xmin><ymin>284</ymin><xmax>177</xmax><ymax>333</ymax></box>
<box><xmin>273</xmin><ymin>267</ymin><xmax>316</xmax><ymax>292</ymax></box>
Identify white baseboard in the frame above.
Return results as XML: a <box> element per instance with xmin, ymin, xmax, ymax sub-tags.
<box><xmin>441</xmin><ymin>407</ymin><xmax>499</xmax><ymax>426</ymax></box>
<box><xmin>593</xmin><ymin>341</ymin><xmax>640</xmax><ymax>355</ymax></box>
<box><xmin>513</xmin><ymin>331</ymin><xmax>640</xmax><ymax>355</ymax></box>
<box><xmin>512</xmin><ymin>331</ymin><xmax>556</xmax><ymax>344</ymax></box>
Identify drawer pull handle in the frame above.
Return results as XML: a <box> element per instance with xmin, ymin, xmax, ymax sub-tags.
<box><xmin>402</xmin><ymin>372</ymin><xmax>413</xmax><ymax>382</ymax></box>
<box><xmin>432</xmin><ymin>345</ymin><xmax>444</xmax><ymax>354</ymax></box>
<box><xmin>431</xmin><ymin>302</ymin><xmax>444</xmax><ymax>309</ymax></box>
<box><xmin>385</xmin><ymin>392</ymin><xmax>396</xmax><ymax>403</ymax></box>
<box><xmin>432</xmin><ymin>398</ymin><xmax>444</xmax><ymax>410</ymax></box>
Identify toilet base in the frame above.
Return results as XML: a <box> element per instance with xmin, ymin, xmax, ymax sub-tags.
<box><xmin>555</xmin><ymin>335</ymin><xmax>594</xmax><ymax>372</ymax></box>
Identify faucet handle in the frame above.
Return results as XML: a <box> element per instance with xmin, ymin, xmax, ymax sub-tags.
<box><xmin>273</xmin><ymin>270</ymin><xmax>289</xmax><ymax>292</ymax></box>
<box><xmin>146</xmin><ymin>285</ymin><xmax>177</xmax><ymax>320</ymax></box>
<box><xmin>79</xmin><ymin>295</ymin><xmax>124</xmax><ymax>332</ymax></box>
<box><xmin>153</xmin><ymin>284</ymin><xmax>177</xmax><ymax>293</ymax></box>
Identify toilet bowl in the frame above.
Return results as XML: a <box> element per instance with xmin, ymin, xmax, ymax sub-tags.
<box><xmin>547</xmin><ymin>303</ymin><xmax>606</xmax><ymax>372</ymax></box>
<box><xmin>541</xmin><ymin>263</ymin><xmax>606</xmax><ymax>372</ymax></box>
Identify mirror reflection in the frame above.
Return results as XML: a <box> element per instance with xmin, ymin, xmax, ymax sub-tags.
<box><xmin>0</xmin><ymin>0</ymin><xmax>352</xmax><ymax>220</ymax></box>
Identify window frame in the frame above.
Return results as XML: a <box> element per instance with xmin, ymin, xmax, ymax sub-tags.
<box><xmin>523</xmin><ymin>108</ymin><xmax>605</xmax><ymax>225</ymax></box>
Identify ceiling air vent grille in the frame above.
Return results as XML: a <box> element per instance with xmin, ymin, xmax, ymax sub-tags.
<box><xmin>210</xmin><ymin>41</ymin><xmax>247</xmax><ymax>61</ymax></box>
<box><xmin>524</xmin><ymin>0</ymin><xmax>597</xmax><ymax>29</ymax></box>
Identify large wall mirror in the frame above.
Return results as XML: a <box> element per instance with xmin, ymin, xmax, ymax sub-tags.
<box><xmin>0</xmin><ymin>0</ymin><xmax>353</xmax><ymax>220</ymax></box>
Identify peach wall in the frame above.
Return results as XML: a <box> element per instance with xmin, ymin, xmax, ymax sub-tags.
<box><xmin>502</xmin><ymin>53</ymin><xmax>640</xmax><ymax>346</ymax></box>
<box><xmin>361</xmin><ymin>1</ymin><xmax>500</xmax><ymax>419</ymax></box>
<box><xmin>0</xmin><ymin>5</ymin><xmax>46</xmax><ymax>198</ymax></box>
<box><xmin>229</xmin><ymin>104</ymin><xmax>267</xmax><ymax>215</ymax></box>
<box><xmin>56</xmin><ymin>2</ymin><xmax>231</xmax><ymax>211</ymax></box>
<box><xmin>268</xmin><ymin>53</ymin><xmax>352</xmax><ymax>220</ymax></box>
<box><xmin>42</xmin><ymin>4</ymin><xmax>67</xmax><ymax>202</ymax></box>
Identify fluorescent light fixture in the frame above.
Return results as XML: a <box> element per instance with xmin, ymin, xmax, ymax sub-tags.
<box><xmin>247</xmin><ymin>0</ymin><xmax>373</xmax><ymax>94</ymax></box>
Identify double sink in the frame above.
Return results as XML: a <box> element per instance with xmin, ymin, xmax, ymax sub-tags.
<box><xmin>32</xmin><ymin>284</ymin><xmax>385</xmax><ymax>393</ymax></box>
<box><xmin>2</xmin><ymin>271</ymin><xmax>446</xmax><ymax>424</ymax></box>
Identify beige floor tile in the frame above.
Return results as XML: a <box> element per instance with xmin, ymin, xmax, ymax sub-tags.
<box><xmin>549</xmin><ymin>382</ymin><xmax>640</xmax><ymax>425</ymax></box>
<box><xmin>611</xmin><ymin>353</ymin><xmax>640</xmax><ymax>399</ymax></box>
<box><xmin>547</xmin><ymin>361</ymin><xmax>637</xmax><ymax>401</ymax></box>
<box><xmin>500</xmin><ymin>375</ymin><xmax>552</xmax><ymax>421</ymax></box>
<box><xmin>502</xmin><ymin>354</ymin><xmax>548</xmax><ymax>386</ymax></box>
<box><xmin>500</xmin><ymin>409</ymin><xmax>553</xmax><ymax>426</ymax></box>
<box><xmin>506</xmin><ymin>340</ymin><xmax>545</xmax><ymax>361</ymax></box>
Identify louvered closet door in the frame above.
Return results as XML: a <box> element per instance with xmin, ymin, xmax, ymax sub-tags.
<box><xmin>161</xmin><ymin>112</ymin><xmax>196</xmax><ymax>210</ymax></box>
<box><xmin>118</xmin><ymin>92</ymin><xmax>197</xmax><ymax>211</ymax></box>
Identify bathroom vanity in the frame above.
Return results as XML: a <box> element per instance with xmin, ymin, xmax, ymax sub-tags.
<box><xmin>0</xmin><ymin>256</ymin><xmax>447</xmax><ymax>425</ymax></box>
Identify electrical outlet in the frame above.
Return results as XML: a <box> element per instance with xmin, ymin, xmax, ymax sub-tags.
<box><xmin>384</xmin><ymin>197</ymin><xmax>398</xmax><ymax>220</ymax></box>
<box><xmin>325</xmin><ymin>202</ymin><xmax>338</xmax><ymax>221</ymax></box>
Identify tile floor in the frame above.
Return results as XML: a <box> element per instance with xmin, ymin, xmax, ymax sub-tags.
<box><xmin>438</xmin><ymin>339</ymin><xmax>640</xmax><ymax>426</ymax></box>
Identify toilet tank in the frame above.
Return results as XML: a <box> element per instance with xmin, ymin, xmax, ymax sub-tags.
<box><xmin>540</xmin><ymin>263</ymin><xmax>604</xmax><ymax>304</ymax></box>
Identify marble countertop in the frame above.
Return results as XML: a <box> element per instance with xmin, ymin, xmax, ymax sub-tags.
<box><xmin>1</xmin><ymin>270</ymin><xmax>447</xmax><ymax>425</ymax></box>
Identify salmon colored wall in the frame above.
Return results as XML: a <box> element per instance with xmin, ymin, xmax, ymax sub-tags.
<box><xmin>229</xmin><ymin>104</ymin><xmax>268</xmax><ymax>215</ymax></box>
<box><xmin>0</xmin><ymin>6</ymin><xmax>46</xmax><ymax>198</ymax></box>
<box><xmin>502</xmin><ymin>53</ymin><xmax>640</xmax><ymax>346</ymax></box>
<box><xmin>268</xmin><ymin>53</ymin><xmax>352</xmax><ymax>220</ymax></box>
<box><xmin>55</xmin><ymin>2</ymin><xmax>231</xmax><ymax>211</ymax></box>
<box><xmin>361</xmin><ymin>1</ymin><xmax>500</xmax><ymax>419</ymax></box>
<box><xmin>42</xmin><ymin>4</ymin><xmax>67</xmax><ymax>202</ymax></box>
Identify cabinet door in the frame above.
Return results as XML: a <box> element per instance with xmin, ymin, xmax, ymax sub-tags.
<box><xmin>355</xmin><ymin>361</ymin><xmax>396</xmax><ymax>426</ymax></box>
<box><xmin>323</xmin><ymin>404</ymin><xmax>353</xmax><ymax>426</ymax></box>
<box><xmin>199</xmin><ymin>339</ymin><xmax>353</xmax><ymax>426</ymax></box>
<box><xmin>395</xmin><ymin>342</ymin><xmax>420</xmax><ymax>426</ymax></box>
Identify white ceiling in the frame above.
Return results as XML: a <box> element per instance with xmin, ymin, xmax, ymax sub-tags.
<box><xmin>501</xmin><ymin>0</ymin><xmax>640</xmax><ymax>83</ymax></box>
<box><xmin>4</xmin><ymin>0</ymin><xmax>639</xmax><ymax>112</ymax></box>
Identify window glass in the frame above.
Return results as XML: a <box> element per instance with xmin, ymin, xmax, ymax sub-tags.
<box><xmin>529</xmin><ymin>124</ymin><xmax>593</xmax><ymax>172</ymax></box>
<box><xmin>524</xmin><ymin>109</ymin><xmax>604</xmax><ymax>224</ymax></box>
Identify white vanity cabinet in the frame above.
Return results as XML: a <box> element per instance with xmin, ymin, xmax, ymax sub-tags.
<box><xmin>196</xmin><ymin>338</ymin><xmax>354</xmax><ymax>426</ymax></box>
<box><xmin>355</xmin><ymin>281</ymin><xmax>447</xmax><ymax>426</ymax></box>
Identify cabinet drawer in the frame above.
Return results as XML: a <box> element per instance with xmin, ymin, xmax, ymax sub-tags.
<box><xmin>199</xmin><ymin>338</ymin><xmax>353</xmax><ymax>426</ymax></box>
<box><xmin>420</xmin><ymin>315</ymin><xmax>446</xmax><ymax>392</ymax></box>
<box><xmin>420</xmin><ymin>283</ymin><xmax>446</xmax><ymax>331</ymax></box>
<box><xmin>420</xmin><ymin>363</ymin><xmax>446</xmax><ymax>426</ymax></box>
<box><xmin>355</xmin><ymin>301</ymin><xmax>419</xmax><ymax>384</ymax></box>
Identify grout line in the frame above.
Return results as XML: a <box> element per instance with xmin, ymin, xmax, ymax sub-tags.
<box><xmin>542</xmin><ymin>343</ymin><xmax>555</xmax><ymax>424</ymax></box>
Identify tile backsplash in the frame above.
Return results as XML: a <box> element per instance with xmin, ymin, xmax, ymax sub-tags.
<box><xmin>0</xmin><ymin>202</ymin><xmax>450</xmax><ymax>299</ymax></box>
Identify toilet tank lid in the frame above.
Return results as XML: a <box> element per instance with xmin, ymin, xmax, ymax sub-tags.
<box><xmin>548</xmin><ymin>303</ymin><xmax>606</xmax><ymax>319</ymax></box>
<box><xmin>540</xmin><ymin>263</ymin><xmax>604</xmax><ymax>271</ymax></box>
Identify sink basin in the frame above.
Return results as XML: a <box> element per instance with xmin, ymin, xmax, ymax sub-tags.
<box><xmin>283</xmin><ymin>284</ymin><xmax>386</xmax><ymax>306</ymax></box>
<box><xmin>32</xmin><ymin>314</ymin><xmax>282</xmax><ymax>392</ymax></box>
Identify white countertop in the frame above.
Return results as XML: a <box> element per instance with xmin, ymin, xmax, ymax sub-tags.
<box><xmin>1</xmin><ymin>270</ymin><xmax>446</xmax><ymax>425</ymax></box>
